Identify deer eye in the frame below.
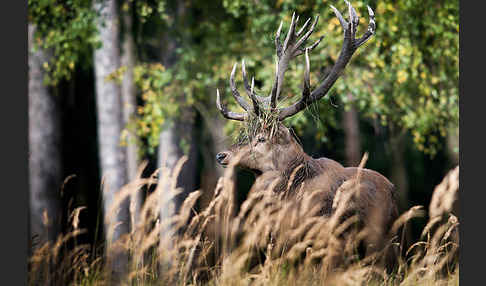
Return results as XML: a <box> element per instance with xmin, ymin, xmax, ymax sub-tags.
<box><xmin>257</xmin><ymin>136</ymin><xmax>266</xmax><ymax>143</ymax></box>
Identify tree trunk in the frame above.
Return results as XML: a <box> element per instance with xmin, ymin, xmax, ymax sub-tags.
<box><xmin>157</xmin><ymin>1</ymin><xmax>198</xmax><ymax>237</ymax></box>
<box><xmin>121</xmin><ymin>1</ymin><xmax>142</xmax><ymax>230</ymax></box>
<box><xmin>343</xmin><ymin>94</ymin><xmax>361</xmax><ymax>167</ymax></box>
<box><xmin>158</xmin><ymin>111</ymin><xmax>199</xmax><ymax>221</ymax></box>
<box><xmin>387</xmin><ymin>131</ymin><xmax>412</xmax><ymax>251</ymax></box>
<box><xmin>28</xmin><ymin>24</ymin><xmax>62</xmax><ymax>249</ymax></box>
<box><xmin>389</xmin><ymin>132</ymin><xmax>409</xmax><ymax>210</ymax></box>
<box><xmin>93</xmin><ymin>0</ymin><xmax>128</xmax><ymax>278</ymax></box>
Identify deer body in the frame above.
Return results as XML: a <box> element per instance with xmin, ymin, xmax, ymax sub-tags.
<box><xmin>214</xmin><ymin>2</ymin><xmax>398</xmax><ymax>256</ymax></box>
<box><xmin>218</xmin><ymin>124</ymin><xmax>398</xmax><ymax>234</ymax></box>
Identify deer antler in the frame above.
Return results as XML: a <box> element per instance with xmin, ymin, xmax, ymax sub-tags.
<box><xmin>278</xmin><ymin>1</ymin><xmax>375</xmax><ymax>120</ymax></box>
<box><xmin>216</xmin><ymin>1</ymin><xmax>375</xmax><ymax>122</ymax></box>
<box><xmin>271</xmin><ymin>13</ymin><xmax>323</xmax><ymax>110</ymax></box>
<box><xmin>216</xmin><ymin>88</ymin><xmax>246</xmax><ymax>121</ymax></box>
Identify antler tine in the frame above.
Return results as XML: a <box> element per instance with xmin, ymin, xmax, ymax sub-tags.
<box><xmin>275</xmin><ymin>21</ymin><xmax>284</xmax><ymax>58</ymax></box>
<box><xmin>270</xmin><ymin>12</ymin><xmax>321</xmax><ymax>110</ymax></box>
<box><xmin>241</xmin><ymin>60</ymin><xmax>261</xmax><ymax>115</ymax></box>
<box><xmin>355</xmin><ymin>6</ymin><xmax>376</xmax><ymax>47</ymax></box>
<box><xmin>350</xmin><ymin>2</ymin><xmax>359</xmax><ymax>26</ymax></box>
<box><xmin>296</xmin><ymin>17</ymin><xmax>312</xmax><ymax>37</ymax></box>
<box><xmin>278</xmin><ymin>2</ymin><xmax>376</xmax><ymax>120</ymax></box>
<box><xmin>241</xmin><ymin>60</ymin><xmax>251</xmax><ymax>95</ymax></box>
<box><xmin>295</xmin><ymin>16</ymin><xmax>319</xmax><ymax>51</ymax></box>
<box><xmin>330</xmin><ymin>5</ymin><xmax>348</xmax><ymax>31</ymax></box>
<box><xmin>230</xmin><ymin>63</ymin><xmax>252</xmax><ymax>112</ymax></box>
<box><xmin>345</xmin><ymin>0</ymin><xmax>359</xmax><ymax>35</ymax></box>
<box><xmin>277</xmin><ymin>48</ymin><xmax>311</xmax><ymax>121</ymax></box>
<box><xmin>241</xmin><ymin>60</ymin><xmax>251</xmax><ymax>98</ymax></box>
<box><xmin>216</xmin><ymin>88</ymin><xmax>224</xmax><ymax>113</ymax></box>
<box><xmin>303</xmin><ymin>48</ymin><xmax>311</xmax><ymax>100</ymax></box>
<box><xmin>307</xmin><ymin>35</ymin><xmax>325</xmax><ymax>51</ymax></box>
<box><xmin>282</xmin><ymin>12</ymin><xmax>297</xmax><ymax>53</ymax></box>
<box><xmin>293</xmin><ymin>16</ymin><xmax>321</xmax><ymax>57</ymax></box>
<box><xmin>216</xmin><ymin>89</ymin><xmax>246</xmax><ymax>121</ymax></box>
<box><xmin>270</xmin><ymin>57</ymin><xmax>280</xmax><ymax>109</ymax></box>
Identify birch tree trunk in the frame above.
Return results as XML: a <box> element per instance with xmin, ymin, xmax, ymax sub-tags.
<box><xmin>121</xmin><ymin>1</ymin><xmax>142</xmax><ymax>230</ymax></box>
<box><xmin>157</xmin><ymin>1</ymin><xmax>198</xmax><ymax>235</ymax></box>
<box><xmin>93</xmin><ymin>0</ymin><xmax>128</xmax><ymax>278</ymax></box>
<box><xmin>28</xmin><ymin>24</ymin><xmax>62</xmax><ymax>248</ymax></box>
<box><xmin>158</xmin><ymin>111</ymin><xmax>199</xmax><ymax>238</ymax></box>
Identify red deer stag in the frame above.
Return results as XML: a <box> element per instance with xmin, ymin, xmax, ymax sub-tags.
<box><xmin>215</xmin><ymin>2</ymin><xmax>399</xmax><ymax>256</ymax></box>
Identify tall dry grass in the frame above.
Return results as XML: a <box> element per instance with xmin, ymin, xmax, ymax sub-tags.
<box><xmin>28</xmin><ymin>157</ymin><xmax>459</xmax><ymax>286</ymax></box>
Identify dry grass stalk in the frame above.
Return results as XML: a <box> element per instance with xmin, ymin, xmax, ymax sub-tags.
<box><xmin>429</xmin><ymin>166</ymin><xmax>459</xmax><ymax>219</ymax></box>
<box><xmin>29</xmin><ymin>159</ymin><xmax>460</xmax><ymax>286</ymax></box>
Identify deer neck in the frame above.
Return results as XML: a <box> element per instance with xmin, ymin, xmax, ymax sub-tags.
<box><xmin>273</xmin><ymin>152</ymin><xmax>319</xmax><ymax>194</ymax></box>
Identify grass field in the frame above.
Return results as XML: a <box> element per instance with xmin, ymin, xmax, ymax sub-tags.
<box><xmin>28</xmin><ymin>157</ymin><xmax>459</xmax><ymax>286</ymax></box>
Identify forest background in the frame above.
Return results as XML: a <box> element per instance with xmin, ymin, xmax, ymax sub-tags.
<box><xmin>27</xmin><ymin>0</ymin><xmax>458</xmax><ymax>270</ymax></box>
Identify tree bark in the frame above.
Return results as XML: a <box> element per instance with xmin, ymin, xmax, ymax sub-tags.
<box><xmin>388</xmin><ymin>131</ymin><xmax>413</xmax><ymax>251</ymax></box>
<box><xmin>28</xmin><ymin>24</ymin><xmax>62</xmax><ymax>248</ymax></box>
<box><xmin>93</xmin><ymin>0</ymin><xmax>128</xmax><ymax>278</ymax></box>
<box><xmin>343</xmin><ymin>94</ymin><xmax>361</xmax><ymax>167</ymax></box>
<box><xmin>158</xmin><ymin>112</ymin><xmax>199</xmax><ymax>223</ymax></box>
<box><xmin>389</xmin><ymin>132</ymin><xmax>409</xmax><ymax>210</ymax></box>
<box><xmin>157</xmin><ymin>1</ymin><xmax>198</xmax><ymax>233</ymax></box>
<box><xmin>121</xmin><ymin>1</ymin><xmax>142</xmax><ymax>230</ymax></box>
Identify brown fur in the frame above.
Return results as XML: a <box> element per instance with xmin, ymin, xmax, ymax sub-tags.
<box><xmin>217</xmin><ymin>123</ymin><xmax>399</xmax><ymax>258</ymax></box>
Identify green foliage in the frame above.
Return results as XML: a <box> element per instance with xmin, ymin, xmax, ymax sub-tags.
<box><xmin>28</xmin><ymin>0</ymin><xmax>100</xmax><ymax>85</ymax></box>
<box><xmin>109</xmin><ymin>60</ymin><xmax>195</xmax><ymax>156</ymax></box>
<box><xmin>349</xmin><ymin>0</ymin><xmax>459</xmax><ymax>156</ymax></box>
<box><xmin>132</xmin><ymin>63</ymin><xmax>177</xmax><ymax>155</ymax></box>
<box><xmin>129</xmin><ymin>0</ymin><xmax>169</xmax><ymax>23</ymax></box>
<box><xmin>218</xmin><ymin>0</ymin><xmax>458</xmax><ymax>156</ymax></box>
<box><xmin>134</xmin><ymin>0</ymin><xmax>341</xmax><ymax>152</ymax></box>
<box><xmin>31</xmin><ymin>0</ymin><xmax>458</xmax><ymax>157</ymax></box>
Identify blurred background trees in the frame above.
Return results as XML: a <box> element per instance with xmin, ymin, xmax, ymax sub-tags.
<box><xmin>27</xmin><ymin>0</ymin><xmax>458</xmax><ymax>268</ymax></box>
<box><xmin>28</xmin><ymin>23</ymin><xmax>62</xmax><ymax>248</ymax></box>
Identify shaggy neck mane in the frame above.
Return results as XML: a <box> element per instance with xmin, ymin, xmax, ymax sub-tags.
<box><xmin>273</xmin><ymin>152</ymin><xmax>321</xmax><ymax>195</ymax></box>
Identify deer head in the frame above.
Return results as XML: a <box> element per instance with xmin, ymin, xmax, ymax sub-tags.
<box><xmin>216</xmin><ymin>121</ymin><xmax>307</xmax><ymax>175</ymax></box>
<box><xmin>216</xmin><ymin>1</ymin><xmax>376</xmax><ymax>175</ymax></box>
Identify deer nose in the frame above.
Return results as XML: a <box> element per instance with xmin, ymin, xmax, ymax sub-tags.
<box><xmin>216</xmin><ymin>152</ymin><xmax>227</xmax><ymax>163</ymax></box>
